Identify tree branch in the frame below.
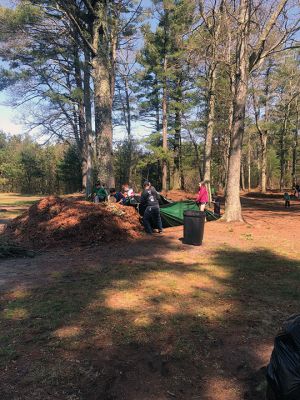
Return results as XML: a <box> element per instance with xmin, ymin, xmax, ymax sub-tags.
<box><xmin>249</xmin><ymin>0</ymin><xmax>289</xmax><ymax>70</ymax></box>
<box><xmin>56</xmin><ymin>2</ymin><xmax>96</xmax><ymax>57</ymax></box>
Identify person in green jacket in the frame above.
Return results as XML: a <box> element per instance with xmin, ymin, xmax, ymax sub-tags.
<box><xmin>94</xmin><ymin>181</ymin><xmax>108</xmax><ymax>203</ymax></box>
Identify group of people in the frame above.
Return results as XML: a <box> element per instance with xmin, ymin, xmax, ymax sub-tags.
<box><xmin>93</xmin><ymin>181</ymin><xmax>135</xmax><ymax>205</ymax></box>
<box><xmin>140</xmin><ymin>180</ymin><xmax>220</xmax><ymax>233</ymax></box>
<box><xmin>93</xmin><ymin>179</ymin><xmax>220</xmax><ymax>234</ymax></box>
<box><xmin>93</xmin><ymin>180</ymin><xmax>163</xmax><ymax>235</ymax></box>
<box><xmin>94</xmin><ymin>178</ymin><xmax>298</xmax><ymax>231</ymax></box>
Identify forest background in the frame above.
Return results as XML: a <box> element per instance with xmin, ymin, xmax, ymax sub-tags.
<box><xmin>0</xmin><ymin>0</ymin><xmax>299</xmax><ymax>221</ymax></box>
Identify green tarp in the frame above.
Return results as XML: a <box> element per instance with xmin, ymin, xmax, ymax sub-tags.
<box><xmin>159</xmin><ymin>200</ymin><xmax>219</xmax><ymax>228</ymax></box>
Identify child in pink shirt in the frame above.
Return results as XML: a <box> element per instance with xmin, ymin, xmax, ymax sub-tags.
<box><xmin>196</xmin><ymin>181</ymin><xmax>209</xmax><ymax>211</ymax></box>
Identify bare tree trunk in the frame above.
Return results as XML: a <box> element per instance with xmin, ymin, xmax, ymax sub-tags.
<box><xmin>248</xmin><ymin>135</ymin><xmax>251</xmax><ymax>192</ymax></box>
<box><xmin>260</xmin><ymin>71</ymin><xmax>270</xmax><ymax>194</ymax></box>
<box><xmin>173</xmin><ymin>73</ymin><xmax>184</xmax><ymax>189</ymax></box>
<box><xmin>124</xmin><ymin>77</ymin><xmax>131</xmax><ymax>139</ymax></box>
<box><xmin>292</xmin><ymin>99</ymin><xmax>299</xmax><ymax>187</ymax></box>
<box><xmin>93</xmin><ymin>57</ymin><xmax>114</xmax><ymax>188</ymax></box>
<box><xmin>224</xmin><ymin>19</ymin><xmax>234</xmax><ymax>195</ymax></box>
<box><xmin>173</xmin><ymin>107</ymin><xmax>182</xmax><ymax>189</ymax></box>
<box><xmin>179</xmin><ymin>134</ymin><xmax>184</xmax><ymax>189</ymax></box>
<box><xmin>173</xmin><ymin>78</ymin><xmax>184</xmax><ymax>190</ymax></box>
<box><xmin>280</xmin><ymin>102</ymin><xmax>291</xmax><ymax>190</ymax></box>
<box><xmin>73</xmin><ymin>43</ymin><xmax>87</xmax><ymax>192</ymax></box>
<box><xmin>224</xmin><ymin>0</ymin><xmax>250</xmax><ymax>222</ymax></box>
<box><xmin>162</xmin><ymin>52</ymin><xmax>168</xmax><ymax>191</ymax></box>
<box><xmin>203</xmin><ymin>64</ymin><xmax>217</xmax><ymax>182</ymax></box>
<box><xmin>184</xmin><ymin>113</ymin><xmax>203</xmax><ymax>181</ymax></box>
<box><xmin>154</xmin><ymin>78</ymin><xmax>160</xmax><ymax>132</ymax></box>
<box><xmin>241</xmin><ymin>159</ymin><xmax>245</xmax><ymax>191</ymax></box>
<box><xmin>83</xmin><ymin>50</ymin><xmax>93</xmax><ymax>196</ymax></box>
<box><xmin>200</xmin><ymin>0</ymin><xmax>223</xmax><ymax>185</ymax></box>
<box><xmin>90</xmin><ymin>8</ymin><xmax>117</xmax><ymax>189</ymax></box>
<box><xmin>259</xmin><ymin>64</ymin><xmax>271</xmax><ymax>193</ymax></box>
<box><xmin>261</xmin><ymin>134</ymin><xmax>267</xmax><ymax>192</ymax></box>
<box><xmin>124</xmin><ymin>76</ymin><xmax>132</xmax><ymax>182</ymax></box>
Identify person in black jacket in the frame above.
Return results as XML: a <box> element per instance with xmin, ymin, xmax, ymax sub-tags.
<box><xmin>140</xmin><ymin>181</ymin><xmax>163</xmax><ymax>234</ymax></box>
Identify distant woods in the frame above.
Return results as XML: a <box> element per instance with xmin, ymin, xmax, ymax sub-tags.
<box><xmin>0</xmin><ymin>132</ymin><xmax>82</xmax><ymax>194</ymax></box>
<box><xmin>0</xmin><ymin>0</ymin><xmax>299</xmax><ymax>220</ymax></box>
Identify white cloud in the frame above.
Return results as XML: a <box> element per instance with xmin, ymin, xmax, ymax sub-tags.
<box><xmin>0</xmin><ymin>105</ymin><xmax>23</xmax><ymax>135</ymax></box>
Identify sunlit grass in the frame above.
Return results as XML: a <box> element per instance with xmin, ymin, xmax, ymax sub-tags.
<box><xmin>0</xmin><ymin>210</ymin><xmax>23</xmax><ymax>219</ymax></box>
<box><xmin>0</xmin><ymin>193</ymin><xmax>42</xmax><ymax>207</ymax></box>
<box><xmin>0</xmin><ymin>193</ymin><xmax>42</xmax><ymax>222</ymax></box>
<box><xmin>3</xmin><ymin>307</ymin><xmax>29</xmax><ymax>320</ymax></box>
<box><xmin>53</xmin><ymin>325</ymin><xmax>82</xmax><ymax>338</ymax></box>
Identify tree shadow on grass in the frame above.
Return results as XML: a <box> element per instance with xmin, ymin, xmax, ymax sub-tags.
<box><xmin>0</xmin><ymin>243</ymin><xmax>300</xmax><ymax>399</ymax></box>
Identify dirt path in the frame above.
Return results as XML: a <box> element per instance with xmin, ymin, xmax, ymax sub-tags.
<box><xmin>0</xmin><ymin>194</ymin><xmax>300</xmax><ymax>400</ymax></box>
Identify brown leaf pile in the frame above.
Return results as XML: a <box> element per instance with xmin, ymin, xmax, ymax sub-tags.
<box><xmin>4</xmin><ymin>196</ymin><xmax>143</xmax><ymax>249</ymax></box>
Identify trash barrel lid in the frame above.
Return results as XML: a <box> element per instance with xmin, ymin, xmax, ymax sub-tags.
<box><xmin>183</xmin><ymin>210</ymin><xmax>206</xmax><ymax>217</ymax></box>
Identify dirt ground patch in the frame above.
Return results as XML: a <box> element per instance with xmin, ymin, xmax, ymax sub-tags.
<box><xmin>0</xmin><ymin>192</ymin><xmax>300</xmax><ymax>399</ymax></box>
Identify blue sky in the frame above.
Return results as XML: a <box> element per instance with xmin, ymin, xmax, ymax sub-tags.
<box><xmin>0</xmin><ymin>102</ymin><xmax>23</xmax><ymax>135</ymax></box>
<box><xmin>0</xmin><ymin>0</ymin><xmax>22</xmax><ymax>134</ymax></box>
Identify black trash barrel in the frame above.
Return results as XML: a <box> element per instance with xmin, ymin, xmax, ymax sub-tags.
<box><xmin>183</xmin><ymin>210</ymin><xmax>205</xmax><ymax>246</ymax></box>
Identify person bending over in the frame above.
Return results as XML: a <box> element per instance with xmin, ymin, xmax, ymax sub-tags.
<box><xmin>140</xmin><ymin>181</ymin><xmax>163</xmax><ymax>235</ymax></box>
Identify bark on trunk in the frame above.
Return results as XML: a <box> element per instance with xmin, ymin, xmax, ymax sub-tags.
<box><xmin>161</xmin><ymin>7</ymin><xmax>169</xmax><ymax>192</ymax></box>
<box><xmin>90</xmin><ymin>7</ymin><xmax>117</xmax><ymax>189</ymax></box>
<box><xmin>223</xmin><ymin>0</ymin><xmax>250</xmax><ymax>222</ymax></box>
<box><xmin>224</xmin><ymin>6</ymin><xmax>234</xmax><ymax>194</ymax></box>
<box><xmin>179</xmin><ymin>134</ymin><xmax>184</xmax><ymax>189</ymax></box>
<box><xmin>201</xmin><ymin>0</ymin><xmax>222</xmax><ymax>184</ymax></box>
<box><xmin>93</xmin><ymin>57</ymin><xmax>115</xmax><ymax>188</ymax></box>
<box><xmin>247</xmin><ymin>137</ymin><xmax>251</xmax><ymax>192</ymax></box>
<box><xmin>74</xmin><ymin>44</ymin><xmax>87</xmax><ymax>192</ymax></box>
<box><xmin>173</xmin><ymin>107</ymin><xmax>181</xmax><ymax>190</ymax></box>
<box><xmin>292</xmin><ymin>99</ymin><xmax>299</xmax><ymax>187</ymax></box>
<box><xmin>185</xmin><ymin>119</ymin><xmax>203</xmax><ymax>181</ymax></box>
<box><xmin>154</xmin><ymin>78</ymin><xmax>160</xmax><ymax>133</ymax></box>
<box><xmin>261</xmin><ymin>134</ymin><xmax>267</xmax><ymax>193</ymax></box>
<box><xmin>124</xmin><ymin>76</ymin><xmax>132</xmax><ymax>183</ymax></box>
<box><xmin>162</xmin><ymin>54</ymin><xmax>168</xmax><ymax>191</ymax></box>
<box><xmin>83</xmin><ymin>50</ymin><xmax>93</xmax><ymax>196</ymax></box>
<box><xmin>241</xmin><ymin>161</ymin><xmax>245</xmax><ymax>191</ymax></box>
<box><xmin>280</xmin><ymin>104</ymin><xmax>290</xmax><ymax>190</ymax></box>
<box><xmin>260</xmin><ymin>64</ymin><xmax>271</xmax><ymax>193</ymax></box>
<box><xmin>203</xmin><ymin>64</ymin><xmax>217</xmax><ymax>182</ymax></box>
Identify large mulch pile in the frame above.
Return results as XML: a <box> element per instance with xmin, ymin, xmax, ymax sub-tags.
<box><xmin>3</xmin><ymin>196</ymin><xmax>143</xmax><ymax>249</ymax></box>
